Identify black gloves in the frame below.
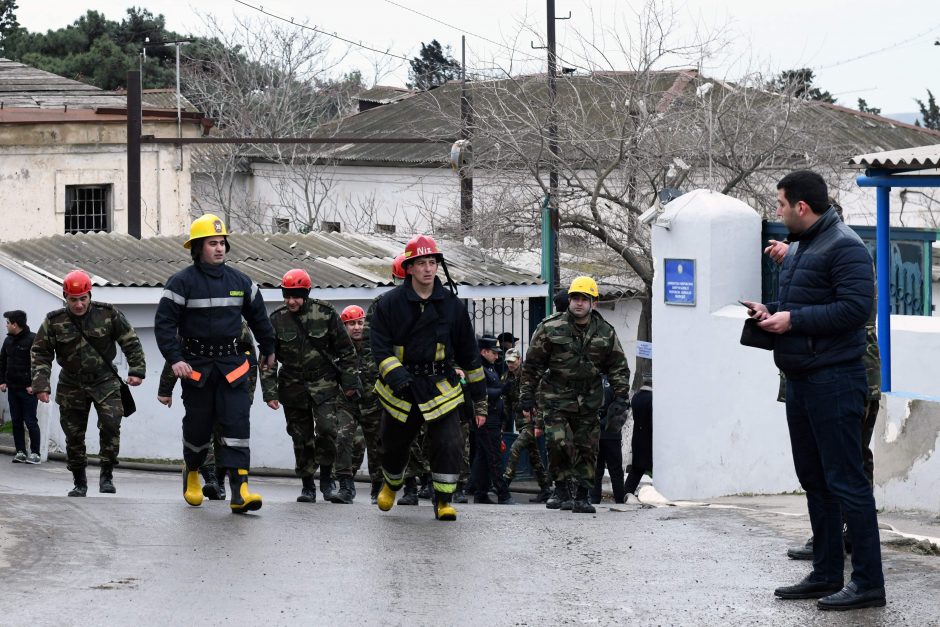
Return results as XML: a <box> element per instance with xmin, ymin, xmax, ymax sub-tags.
<box><xmin>604</xmin><ymin>398</ymin><xmax>630</xmax><ymax>432</ymax></box>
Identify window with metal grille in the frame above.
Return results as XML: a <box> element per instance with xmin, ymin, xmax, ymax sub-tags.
<box><xmin>273</xmin><ymin>217</ymin><xmax>290</xmax><ymax>233</ymax></box>
<box><xmin>65</xmin><ymin>185</ymin><xmax>111</xmax><ymax>234</ymax></box>
<box><xmin>321</xmin><ymin>221</ymin><xmax>341</xmax><ymax>233</ymax></box>
<box><xmin>375</xmin><ymin>223</ymin><xmax>396</xmax><ymax>234</ymax></box>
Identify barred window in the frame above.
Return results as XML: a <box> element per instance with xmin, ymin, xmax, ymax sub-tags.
<box><xmin>273</xmin><ymin>217</ymin><xmax>290</xmax><ymax>233</ymax></box>
<box><xmin>65</xmin><ymin>185</ymin><xmax>111</xmax><ymax>234</ymax></box>
<box><xmin>375</xmin><ymin>223</ymin><xmax>396</xmax><ymax>234</ymax></box>
<box><xmin>321</xmin><ymin>221</ymin><xmax>341</xmax><ymax>233</ymax></box>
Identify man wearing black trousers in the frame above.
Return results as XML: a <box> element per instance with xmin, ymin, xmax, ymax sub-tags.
<box><xmin>1</xmin><ymin>310</ymin><xmax>40</xmax><ymax>464</ymax></box>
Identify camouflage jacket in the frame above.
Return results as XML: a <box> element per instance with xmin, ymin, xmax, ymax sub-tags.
<box><xmin>351</xmin><ymin>337</ymin><xmax>380</xmax><ymax>412</ymax></box>
<box><xmin>31</xmin><ymin>302</ymin><xmax>146</xmax><ymax>394</ymax></box>
<box><xmin>261</xmin><ymin>299</ymin><xmax>360</xmax><ymax>405</ymax></box>
<box><xmin>504</xmin><ymin>369</ymin><xmax>543</xmax><ymax>431</ymax></box>
<box><xmin>159</xmin><ymin>322</ymin><xmax>258</xmax><ymax>399</ymax></box>
<box><xmin>520</xmin><ymin>310</ymin><xmax>630</xmax><ymax>412</ymax></box>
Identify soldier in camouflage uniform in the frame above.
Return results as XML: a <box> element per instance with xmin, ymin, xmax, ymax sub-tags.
<box><xmin>158</xmin><ymin>321</ymin><xmax>257</xmax><ymax>500</ymax></box>
<box><xmin>333</xmin><ymin>305</ymin><xmax>383</xmax><ymax>504</ymax></box>
<box><xmin>520</xmin><ymin>276</ymin><xmax>631</xmax><ymax>514</ymax></box>
<box><xmin>31</xmin><ymin>269</ymin><xmax>146</xmax><ymax>497</ymax></box>
<box><xmin>501</xmin><ymin>348</ymin><xmax>552</xmax><ymax>502</ymax></box>
<box><xmin>261</xmin><ymin>269</ymin><xmax>360</xmax><ymax>503</ymax></box>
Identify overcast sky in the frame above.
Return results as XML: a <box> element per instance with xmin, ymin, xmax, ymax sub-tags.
<box><xmin>16</xmin><ymin>0</ymin><xmax>940</xmax><ymax>115</ymax></box>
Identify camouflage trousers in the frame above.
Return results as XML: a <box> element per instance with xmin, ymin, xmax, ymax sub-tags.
<box><xmin>504</xmin><ymin>423</ymin><xmax>550</xmax><ymax>488</ymax></box>
<box><xmin>458</xmin><ymin>421</ymin><xmax>471</xmax><ymax>485</ymax></box>
<box><xmin>57</xmin><ymin>384</ymin><xmax>123</xmax><ymax>471</ymax></box>
<box><xmin>404</xmin><ymin>423</ymin><xmax>430</xmax><ymax>479</ymax></box>
<box><xmin>545</xmin><ymin>408</ymin><xmax>598</xmax><ymax>490</ymax></box>
<box><xmin>334</xmin><ymin>398</ymin><xmax>383</xmax><ymax>480</ymax></box>
<box><xmin>283</xmin><ymin>397</ymin><xmax>349</xmax><ymax>477</ymax></box>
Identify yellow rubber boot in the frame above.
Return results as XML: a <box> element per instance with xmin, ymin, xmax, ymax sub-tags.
<box><xmin>435</xmin><ymin>501</ymin><xmax>457</xmax><ymax>521</ymax></box>
<box><xmin>183</xmin><ymin>468</ymin><xmax>204</xmax><ymax>507</ymax></box>
<box><xmin>377</xmin><ymin>483</ymin><xmax>397</xmax><ymax>512</ymax></box>
<box><xmin>230</xmin><ymin>469</ymin><xmax>263</xmax><ymax>514</ymax></box>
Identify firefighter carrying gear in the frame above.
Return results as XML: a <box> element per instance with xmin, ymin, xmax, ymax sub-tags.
<box><xmin>184</xmin><ymin>214</ymin><xmax>229</xmax><ymax>249</ymax></box>
<box><xmin>184</xmin><ymin>468</ymin><xmax>204</xmax><ymax>506</ymax></box>
<box><xmin>229</xmin><ymin>468</ymin><xmax>262</xmax><ymax>513</ymax></box>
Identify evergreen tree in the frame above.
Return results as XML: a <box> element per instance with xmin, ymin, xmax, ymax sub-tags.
<box><xmin>768</xmin><ymin>68</ymin><xmax>836</xmax><ymax>103</ymax></box>
<box><xmin>914</xmin><ymin>89</ymin><xmax>940</xmax><ymax>130</ymax></box>
<box><xmin>857</xmin><ymin>98</ymin><xmax>881</xmax><ymax>115</ymax></box>
<box><xmin>407</xmin><ymin>39</ymin><xmax>461</xmax><ymax>90</ymax></box>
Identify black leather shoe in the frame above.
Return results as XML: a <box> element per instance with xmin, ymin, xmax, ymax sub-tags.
<box><xmin>774</xmin><ymin>575</ymin><xmax>843</xmax><ymax>599</ymax></box>
<box><xmin>817</xmin><ymin>582</ymin><xmax>886</xmax><ymax>611</ymax></box>
<box><xmin>474</xmin><ymin>494</ymin><xmax>494</xmax><ymax>504</ymax></box>
<box><xmin>787</xmin><ymin>536</ymin><xmax>814</xmax><ymax>560</ymax></box>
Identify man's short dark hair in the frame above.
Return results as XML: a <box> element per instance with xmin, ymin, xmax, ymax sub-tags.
<box><xmin>777</xmin><ymin>170</ymin><xmax>829</xmax><ymax>215</ymax></box>
<box><xmin>4</xmin><ymin>310</ymin><xmax>26</xmax><ymax>327</ymax></box>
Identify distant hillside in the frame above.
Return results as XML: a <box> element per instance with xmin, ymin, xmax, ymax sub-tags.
<box><xmin>884</xmin><ymin>112</ymin><xmax>920</xmax><ymax>125</ymax></box>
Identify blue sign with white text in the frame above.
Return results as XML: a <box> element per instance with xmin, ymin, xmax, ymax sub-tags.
<box><xmin>664</xmin><ymin>258</ymin><xmax>695</xmax><ymax>306</ymax></box>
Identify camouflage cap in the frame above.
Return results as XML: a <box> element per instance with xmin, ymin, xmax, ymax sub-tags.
<box><xmin>505</xmin><ymin>348</ymin><xmax>521</xmax><ymax>363</ymax></box>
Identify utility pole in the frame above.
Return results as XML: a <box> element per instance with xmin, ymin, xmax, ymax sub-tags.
<box><xmin>126</xmin><ymin>71</ymin><xmax>142</xmax><ymax>239</ymax></box>
<box><xmin>546</xmin><ymin>0</ymin><xmax>560</xmax><ymax>295</ymax></box>
<box><xmin>460</xmin><ymin>35</ymin><xmax>473</xmax><ymax>234</ymax></box>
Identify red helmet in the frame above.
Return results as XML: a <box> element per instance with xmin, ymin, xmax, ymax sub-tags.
<box><xmin>403</xmin><ymin>235</ymin><xmax>443</xmax><ymax>266</ymax></box>
<box><xmin>281</xmin><ymin>268</ymin><xmax>312</xmax><ymax>289</ymax></box>
<box><xmin>391</xmin><ymin>254</ymin><xmax>407</xmax><ymax>280</ymax></box>
<box><xmin>63</xmin><ymin>270</ymin><xmax>92</xmax><ymax>297</ymax></box>
<box><xmin>341</xmin><ymin>305</ymin><xmax>365</xmax><ymax>323</ymax></box>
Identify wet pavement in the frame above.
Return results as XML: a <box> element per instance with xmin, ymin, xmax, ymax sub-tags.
<box><xmin>1</xmin><ymin>457</ymin><xmax>938</xmax><ymax>626</ymax></box>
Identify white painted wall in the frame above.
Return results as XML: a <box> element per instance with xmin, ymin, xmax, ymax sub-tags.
<box><xmin>0</xmin><ymin>129</ymin><xmax>193</xmax><ymax>242</ymax></box>
<box><xmin>651</xmin><ymin>189</ymin><xmax>798</xmax><ymax>500</ymax></box>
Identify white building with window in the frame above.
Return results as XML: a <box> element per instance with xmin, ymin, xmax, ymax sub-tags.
<box><xmin>0</xmin><ymin>59</ymin><xmax>203</xmax><ymax>242</ymax></box>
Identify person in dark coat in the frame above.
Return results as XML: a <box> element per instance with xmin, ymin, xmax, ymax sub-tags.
<box><xmin>624</xmin><ymin>374</ymin><xmax>652</xmax><ymax>498</ymax></box>
<box><xmin>1</xmin><ymin>310</ymin><xmax>40</xmax><ymax>464</ymax></box>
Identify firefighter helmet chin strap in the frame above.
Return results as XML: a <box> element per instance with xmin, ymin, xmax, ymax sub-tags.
<box><xmin>440</xmin><ymin>258</ymin><xmax>458</xmax><ymax>296</ymax></box>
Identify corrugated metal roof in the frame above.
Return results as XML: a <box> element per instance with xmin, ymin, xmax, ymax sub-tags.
<box><xmin>847</xmin><ymin>144</ymin><xmax>940</xmax><ymax>169</ymax></box>
<box><xmin>0</xmin><ymin>57</ymin><xmax>129</xmax><ymax>109</ymax></box>
<box><xmin>0</xmin><ymin>231</ymin><xmax>543</xmax><ymax>290</ymax></box>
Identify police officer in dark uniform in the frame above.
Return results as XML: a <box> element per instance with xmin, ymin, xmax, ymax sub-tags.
<box><xmin>371</xmin><ymin>235</ymin><xmax>487</xmax><ymax>521</ymax></box>
<box><xmin>471</xmin><ymin>335</ymin><xmax>515</xmax><ymax>504</ymax></box>
<box><xmin>154</xmin><ymin>214</ymin><xmax>276</xmax><ymax>514</ymax></box>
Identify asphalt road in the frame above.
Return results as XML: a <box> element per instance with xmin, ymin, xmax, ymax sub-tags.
<box><xmin>1</xmin><ymin>460</ymin><xmax>938</xmax><ymax>626</ymax></box>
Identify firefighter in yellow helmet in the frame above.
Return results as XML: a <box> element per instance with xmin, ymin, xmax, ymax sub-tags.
<box><xmin>154</xmin><ymin>214</ymin><xmax>277</xmax><ymax>514</ymax></box>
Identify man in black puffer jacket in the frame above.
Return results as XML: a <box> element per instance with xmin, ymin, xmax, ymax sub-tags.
<box><xmin>744</xmin><ymin>170</ymin><xmax>884</xmax><ymax>612</ymax></box>
<box><xmin>1</xmin><ymin>310</ymin><xmax>40</xmax><ymax>463</ymax></box>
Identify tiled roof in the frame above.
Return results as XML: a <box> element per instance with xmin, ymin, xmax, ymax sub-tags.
<box><xmin>848</xmin><ymin>144</ymin><xmax>940</xmax><ymax>169</ymax></box>
<box><xmin>0</xmin><ymin>231</ymin><xmax>543</xmax><ymax>290</ymax></box>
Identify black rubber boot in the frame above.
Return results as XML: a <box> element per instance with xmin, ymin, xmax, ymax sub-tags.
<box><xmin>398</xmin><ymin>477</ymin><xmax>419</xmax><ymax>505</ymax></box>
<box><xmin>297</xmin><ymin>475</ymin><xmax>317</xmax><ymax>503</ymax></box>
<box><xmin>573</xmin><ymin>485</ymin><xmax>596</xmax><ymax>513</ymax></box>
<box><xmin>99</xmin><ymin>465</ymin><xmax>116</xmax><ymax>494</ymax></box>
<box><xmin>417</xmin><ymin>473</ymin><xmax>431</xmax><ymax>499</ymax></box>
<box><xmin>530</xmin><ymin>486</ymin><xmax>552</xmax><ymax>503</ymax></box>
<box><xmin>319</xmin><ymin>465</ymin><xmax>334</xmax><ymax>501</ymax></box>
<box><xmin>216</xmin><ymin>466</ymin><xmax>227</xmax><ymax>500</ymax></box>
<box><xmin>330</xmin><ymin>476</ymin><xmax>354</xmax><ymax>504</ymax></box>
<box><xmin>549</xmin><ymin>482</ymin><xmax>572</xmax><ymax>510</ymax></box>
<box><xmin>370</xmin><ymin>479</ymin><xmax>383</xmax><ymax>505</ymax></box>
<box><xmin>560</xmin><ymin>480</ymin><xmax>575</xmax><ymax>510</ymax></box>
<box><xmin>200</xmin><ymin>465</ymin><xmax>223</xmax><ymax>500</ymax></box>
<box><xmin>545</xmin><ymin>487</ymin><xmax>561</xmax><ymax>509</ymax></box>
<box><xmin>68</xmin><ymin>468</ymin><xmax>87</xmax><ymax>497</ymax></box>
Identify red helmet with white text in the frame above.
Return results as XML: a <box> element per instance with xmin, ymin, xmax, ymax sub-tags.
<box><xmin>403</xmin><ymin>235</ymin><xmax>443</xmax><ymax>267</ymax></box>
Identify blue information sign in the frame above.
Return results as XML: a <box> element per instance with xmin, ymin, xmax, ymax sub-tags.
<box><xmin>664</xmin><ymin>258</ymin><xmax>696</xmax><ymax>306</ymax></box>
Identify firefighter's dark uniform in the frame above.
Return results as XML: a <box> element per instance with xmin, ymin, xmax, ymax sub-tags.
<box><xmin>371</xmin><ymin>275</ymin><xmax>486</xmax><ymax>503</ymax></box>
<box><xmin>154</xmin><ymin>260</ymin><xmax>275</xmax><ymax>473</ymax></box>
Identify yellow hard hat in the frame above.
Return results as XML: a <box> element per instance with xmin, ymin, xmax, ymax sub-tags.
<box><xmin>568</xmin><ymin>276</ymin><xmax>599</xmax><ymax>298</ymax></box>
<box><xmin>184</xmin><ymin>214</ymin><xmax>229</xmax><ymax>249</ymax></box>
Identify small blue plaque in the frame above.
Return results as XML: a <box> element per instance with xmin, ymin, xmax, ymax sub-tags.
<box><xmin>664</xmin><ymin>258</ymin><xmax>695</xmax><ymax>306</ymax></box>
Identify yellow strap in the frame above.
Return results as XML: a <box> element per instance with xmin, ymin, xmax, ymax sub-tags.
<box><xmin>434</xmin><ymin>342</ymin><xmax>445</xmax><ymax>361</ymax></box>
<box><xmin>379</xmin><ymin>356</ymin><xmax>403</xmax><ymax>378</ymax></box>
<box><xmin>466</xmin><ymin>367</ymin><xmax>485</xmax><ymax>383</ymax></box>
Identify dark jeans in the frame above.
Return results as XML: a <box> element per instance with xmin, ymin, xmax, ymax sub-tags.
<box><xmin>785</xmin><ymin>362</ymin><xmax>884</xmax><ymax>591</ymax></box>
<box><xmin>592</xmin><ymin>439</ymin><xmax>625</xmax><ymax>503</ymax></box>
<box><xmin>471</xmin><ymin>423</ymin><xmax>509</xmax><ymax>499</ymax></box>
<box><xmin>8</xmin><ymin>387</ymin><xmax>40</xmax><ymax>454</ymax></box>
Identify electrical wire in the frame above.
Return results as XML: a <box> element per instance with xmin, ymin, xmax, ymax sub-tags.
<box><xmin>815</xmin><ymin>20</ymin><xmax>940</xmax><ymax>70</ymax></box>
